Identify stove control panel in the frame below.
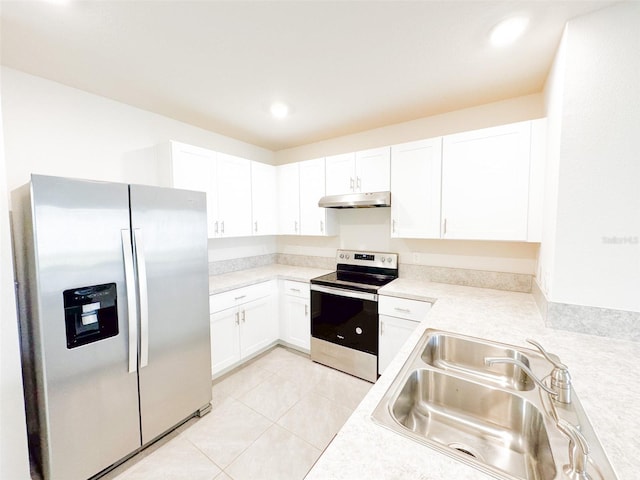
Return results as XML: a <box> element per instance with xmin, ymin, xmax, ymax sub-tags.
<box><xmin>336</xmin><ymin>250</ymin><xmax>398</xmax><ymax>269</ymax></box>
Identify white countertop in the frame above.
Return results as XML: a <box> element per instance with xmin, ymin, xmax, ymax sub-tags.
<box><xmin>307</xmin><ymin>278</ymin><xmax>640</xmax><ymax>480</ymax></box>
<box><xmin>208</xmin><ymin>267</ymin><xmax>639</xmax><ymax>479</ymax></box>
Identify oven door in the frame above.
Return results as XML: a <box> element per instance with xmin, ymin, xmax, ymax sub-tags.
<box><xmin>310</xmin><ymin>284</ymin><xmax>378</xmax><ymax>355</ymax></box>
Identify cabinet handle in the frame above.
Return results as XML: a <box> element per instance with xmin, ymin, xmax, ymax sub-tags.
<box><xmin>221</xmin><ymin>221</ymin><xmax>225</xmax><ymax>234</ymax></box>
<box><xmin>294</xmin><ymin>220</ymin><xmax>298</xmax><ymax>233</ymax></box>
<box><xmin>290</xmin><ymin>288</ymin><xmax>301</xmax><ymax>293</ymax></box>
<box><xmin>234</xmin><ymin>295</ymin><xmax>246</xmax><ymax>301</ymax></box>
<box><xmin>394</xmin><ymin>307</ymin><xmax>411</xmax><ymax>313</ymax></box>
<box><xmin>241</xmin><ymin>310</ymin><xmax>246</xmax><ymax>323</ymax></box>
<box><xmin>254</xmin><ymin>221</ymin><xmax>258</xmax><ymax>233</ymax></box>
<box><xmin>380</xmin><ymin>321</ymin><xmax>385</xmax><ymax>336</ymax></box>
<box><xmin>350</xmin><ymin>177</ymin><xmax>354</xmax><ymax>191</ymax></box>
<box><xmin>235</xmin><ymin>312</ymin><xmax>240</xmax><ymax>325</ymax></box>
<box><xmin>443</xmin><ymin>218</ymin><xmax>447</xmax><ymax>236</ymax></box>
<box><xmin>392</xmin><ymin>219</ymin><xmax>396</xmax><ymax>234</ymax></box>
<box><xmin>304</xmin><ymin>304</ymin><xmax>308</xmax><ymax>316</ymax></box>
<box><xmin>356</xmin><ymin>176</ymin><xmax>361</xmax><ymax>191</ymax></box>
<box><xmin>215</xmin><ymin>221</ymin><xmax>219</xmax><ymax>234</ymax></box>
<box><xmin>320</xmin><ymin>220</ymin><xmax>324</xmax><ymax>234</ymax></box>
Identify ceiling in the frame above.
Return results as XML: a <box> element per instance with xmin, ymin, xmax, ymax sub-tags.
<box><xmin>0</xmin><ymin>1</ymin><xmax>617</xmax><ymax>151</ymax></box>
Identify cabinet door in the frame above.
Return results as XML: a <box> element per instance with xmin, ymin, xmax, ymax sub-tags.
<box><xmin>299</xmin><ymin>158</ymin><xmax>327</xmax><ymax>236</ymax></box>
<box><xmin>378</xmin><ymin>315</ymin><xmax>419</xmax><ymax>375</ymax></box>
<box><xmin>325</xmin><ymin>153</ymin><xmax>355</xmax><ymax>195</ymax></box>
<box><xmin>240</xmin><ymin>296</ymin><xmax>276</xmax><ymax>358</ymax></box>
<box><xmin>442</xmin><ymin>121</ymin><xmax>531</xmax><ymax>241</ymax></box>
<box><xmin>217</xmin><ymin>153</ymin><xmax>252</xmax><ymax>237</ymax></box>
<box><xmin>283</xmin><ymin>295</ymin><xmax>310</xmax><ymax>351</ymax></box>
<box><xmin>391</xmin><ymin>138</ymin><xmax>442</xmax><ymax>238</ymax></box>
<box><xmin>355</xmin><ymin>147</ymin><xmax>391</xmax><ymax>193</ymax></box>
<box><xmin>170</xmin><ymin>142</ymin><xmax>218</xmax><ymax>238</ymax></box>
<box><xmin>277</xmin><ymin>163</ymin><xmax>300</xmax><ymax>235</ymax></box>
<box><xmin>251</xmin><ymin>161</ymin><xmax>277</xmax><ymax>235</ymax></box>
<box><xmin>210</xmin><ymin>307</ymin><xmax>241</xmax><ymax>375</ymax></box>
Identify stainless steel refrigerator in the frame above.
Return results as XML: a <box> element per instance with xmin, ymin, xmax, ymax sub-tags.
<box><xmin>11</xmin><ymin>174</ymin><xmax>212</xmax><ymax>480</ymax></box>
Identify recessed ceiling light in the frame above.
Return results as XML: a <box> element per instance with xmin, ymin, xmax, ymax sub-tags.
<box><xmin>270</xmin><ymin>102</ymin><xmax>289</xmax><ymax>119</ymax></box>
<box><xmin>489</xmin><ymin>16</ymin><xmax>529</xmax><ymax>47</ymax></box>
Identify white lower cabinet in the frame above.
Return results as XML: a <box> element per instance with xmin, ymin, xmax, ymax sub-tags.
<box><xmin>378</xmin><ymin>295</ymin><xmax>431</xmax><ymax>375</ymax></box>
<box><xmin>209</xmin><ymin>281</ymin><xmax>277</xmax><ymax>376</ymax></box>
<box><xmin>280</xmin><ymin>280</ymin><xmax>311</xmax><ymax>351</ymax></box>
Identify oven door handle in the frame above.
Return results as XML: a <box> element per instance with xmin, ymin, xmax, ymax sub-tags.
<box><xmin>311</xmin><ymin>284</ymin><xmax>378</xmax><ymax>302</ymax></box>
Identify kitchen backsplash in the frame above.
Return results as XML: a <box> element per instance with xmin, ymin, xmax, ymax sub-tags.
<box><xmin>208</xmin><ymin>253</ymin><xmax>277</xmax><ymax>275</ymax></box>
<box><xmin>532</xmin><ymin>281</ymin><xmax>640</xmax><ymax>342</ymax></box>
<box><xmin>210</xmin><ymin>253</ymin><xmax>534</xmax><ymax>293</ymax></box>
<box><xmin>399</xmin><ymin>264</ymin><xmax>532</xmax><ymax>293</ymax></box>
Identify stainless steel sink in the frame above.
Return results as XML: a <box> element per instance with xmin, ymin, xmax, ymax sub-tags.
<box><xmin>421</xmin><ymin>332</ymin><xmax>535</xmax><ymax>391</ymax></box>
<box><xmin>391</xmin><ymin>368</ymin><xmax>556</xmax><ymax>480</ymax></box>
<box><xmin>371</xmin><ymin>329</ymin><xmax>617</xmax><ymax>480</ymax></box>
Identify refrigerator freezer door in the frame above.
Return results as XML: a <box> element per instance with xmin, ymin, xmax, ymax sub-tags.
<box><xmin>129</xmin><ymin>184</ymin><xmax>212</xmax><ymax>444</ymax></box>
<box><xmin>24</xmin><ymin>175</ymin><xmax>141</xmax><ymax>480</ymax></box>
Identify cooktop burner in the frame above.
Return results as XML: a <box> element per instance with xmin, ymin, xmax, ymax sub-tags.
<box><xmin>310</xmin><ymin>250</ymin><xmax>399</xmax><ymax>293</ymax></box>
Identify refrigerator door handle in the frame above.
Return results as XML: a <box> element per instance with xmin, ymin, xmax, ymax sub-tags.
<box><xmin>134</xmin><ymin>229</ymin><xmax>150</xmax><ymax>368</ymax></box>
<box><xmin>121</xmin><ymin>229</ymin><xmax>138</xmax><ymax>373</ymax></box>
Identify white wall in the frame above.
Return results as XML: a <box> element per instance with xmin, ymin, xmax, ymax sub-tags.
<box><xmin>0</xmin><ymin>85</ymin><xmax>31</xmax><ymax>479</ymax></box>
<box><xmin>275</xmin><ymin>93</ymin><xmax>543</xmax><ymax>164</ymax></box>
<box><xmin>208</xmin><ymin>236</ymin><xmax>277</xmax><ymax>262</ymax></box>
<box><xmin>279</xmin><ymin>208</ymin><xmax>539</xmax><ymax>275</ymax></box>
<box><xmin>541</xmin><ymin>3</ymin><xmax>640</xmax><ymax>312</ymax></box>
<box><xmin>1</xmin><ymin>67</ymin><xmax>274</xmax><ymax>193</ymax></box>
<box><xmin>537</xmin><ymin>27</ymin><xmax>568</xmax><ymax>297</ymax></box>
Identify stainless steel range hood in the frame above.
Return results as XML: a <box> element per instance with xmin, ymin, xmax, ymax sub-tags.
<box><xmin>318</xmin><ymin>191</ymin><xmax>391</xmax><ymax>208</ymax></box>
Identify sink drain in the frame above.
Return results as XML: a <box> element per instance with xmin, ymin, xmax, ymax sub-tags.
<box><xmin>448</xmin><ymin>443</ymin><xmax>483</xmax><ymax>461</ymax></box>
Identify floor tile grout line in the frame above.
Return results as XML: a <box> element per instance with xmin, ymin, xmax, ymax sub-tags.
<box><xmin>184</xmin><ymin>436</ymin><xmax>226</xmax><ymax>474</ymax></box>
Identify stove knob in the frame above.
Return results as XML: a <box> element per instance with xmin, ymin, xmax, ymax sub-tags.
<box><xmin>387</xmin><ymin>257</ymin><xmax>393</xmax><ymax>264</ymax></box>
<box><xmin>345</xmin><ymin>254</ymin><xmax>350</xmax><ymax>259</ymax></box>
<box><xmin>355</xmin><ymin>327</ymin><xmax>363</xmax><ymax>335</ymax></box>
<box><xmin>339</xmin><ymin>253</ymin><xmax>344</xmax><ymax>259</ymax></box>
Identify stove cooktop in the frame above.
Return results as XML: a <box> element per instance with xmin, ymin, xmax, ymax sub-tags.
<box><xmin>310</xmin><ymin>250</ymin><xmax>399</xmax><ymax>293</ymax></box>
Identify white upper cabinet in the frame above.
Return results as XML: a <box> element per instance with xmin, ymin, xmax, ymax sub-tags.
<box><xmin>527</xmin><ymin>119</ymin><xmax>547</xmax><ymax>242</ymax></box>
<box><xmin>325</xmin><ymin>147</ymin><xmax>390</xmax><ymax>195</ymax></box>
<box><xmin>390</xmin><ymin>138</ymin><xmax>442</xmax><ymax>239</ymax></box>
<box><xmin>277</xmin><ymin>163</ymin><xmax>300</xmax><ymax>235</ymax></box>
<box><xmin>170</xmin><ymin>142</ymin><xmax>252</xmax><ymax>238</ymax></box>
<box><xmin>325</xmin><ymin>153</ymin><xmax>355</xmax><ymax>195</ymax></box>
<box><xmin>250</xmin><ymin>161</ymin><xmax>277</xmax><ymax>236</ymax></box>
<box><xmin>355</xmin><ymin>147</ymin><xmax>391</xmax><ymax>193</ymax></box>
<box><xmin>441</xmin><ymin>121</ymin><xmax>532</xmax><ymax>241</ymax></box>
<box><xmin>216</xmin><ymin>153</ymin><xmax>252</xmax><ymax>237</ymax></box>
<box><xmin>299</xmin><ymin>158</ymin><xmax>336</xmax><ymax>236</ymax></box>
<box><xmin>170</xmin><ymin>142</ymin><xmax>218</xmax><ymax>237</ymax></box>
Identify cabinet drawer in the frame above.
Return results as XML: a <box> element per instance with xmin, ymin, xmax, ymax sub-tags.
<box><xmin>282</xmin><ymin>280</ymin><xmax>310</xmax><ymax>298</ymax></box>
<box><xmin>379</xmin><ymin>295</ymin><xmax>431</xmax><ymax>322</ymax></box>
<box><xmin>210</xmin><ymin>281</ymin><xmax>273</xmax><ymax>313</ymax></box>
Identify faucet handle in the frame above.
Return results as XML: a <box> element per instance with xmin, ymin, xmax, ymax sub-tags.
<box><xmin>527</xmin><ymin>339</ymin><xmax>572</xmax><ymax>404</ymax></box>
<box><xmin>557</xmin><ymin>419</ymin><xmax>591</xmax><ymax>478</ymax></box>
<box><xmin>526</xmin><ymin>339</ymin><xmax>568</xmax><ymax>370</ymax></box>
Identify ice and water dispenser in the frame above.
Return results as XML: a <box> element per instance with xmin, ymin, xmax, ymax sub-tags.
<box><xmin>63</xmin><ymin>283</ymin><xmax>119</xmax><ymax>349</ymax></box>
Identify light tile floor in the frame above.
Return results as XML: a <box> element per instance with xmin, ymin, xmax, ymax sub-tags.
<box><xmin>104</xmin><ymin>346</ymin><xmax>372</xmax><ymax>480</ymax></box>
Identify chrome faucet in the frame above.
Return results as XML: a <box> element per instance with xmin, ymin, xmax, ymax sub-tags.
<box><xmin>526</xmin><ymin>339</ymin><xmax>572</xmax><ymax>404</ymax></box>
<box><xmin>483</xmin><ymin>356</ymin><xmax>559</xmax><ymax>397</ymax></box>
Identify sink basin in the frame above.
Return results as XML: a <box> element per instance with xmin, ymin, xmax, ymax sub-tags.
<box><xmin>371</xmin><ymin>329</ymin><xmax>618</xmax><ymax>480</ymax></box>
<box><xmin>391</xmin><ymin>368</ymin><xmax>556</xmax><ymax>480</ymax></box>
<box><xmin>421</xmin><ymin>332</ymin><xmax>534</xmax><ymax>391</ymax></box>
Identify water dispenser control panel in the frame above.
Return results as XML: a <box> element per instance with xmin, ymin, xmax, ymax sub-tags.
<box><xmin>63</xmin><ymin>283</ymin><xmax>119</xmax><ymax>349</ymax></box>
